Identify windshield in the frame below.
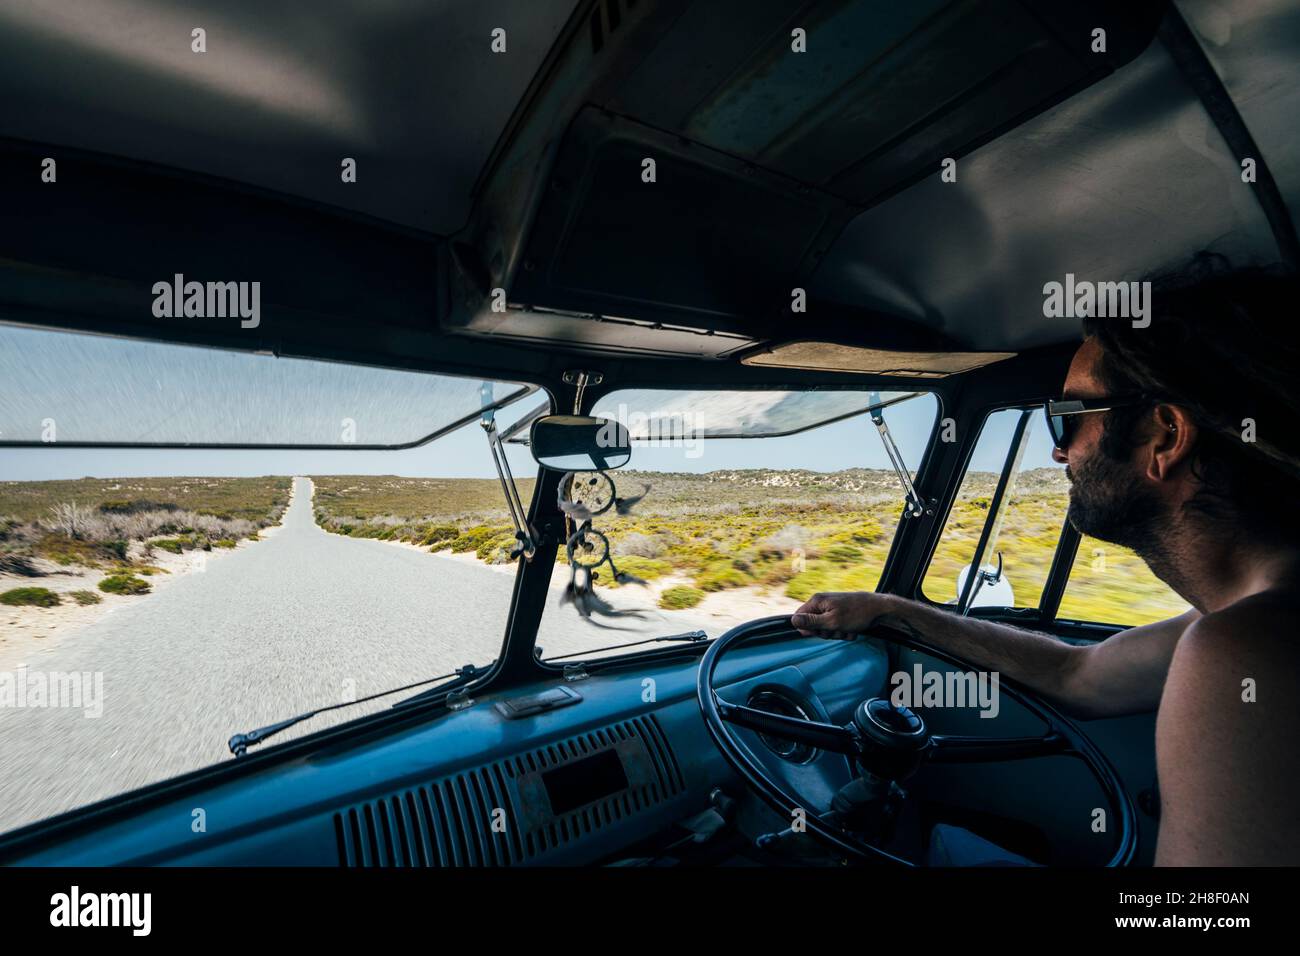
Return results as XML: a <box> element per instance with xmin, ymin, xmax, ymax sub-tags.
<box><xmin>534</xmin><ymin>388</ymin><xmax>939</xmax><ymax>659</ymax></box>
<box><xmin>0</xmin><ymin>323</ymin><xmax>541</xmax><ymax>834</ymax></box>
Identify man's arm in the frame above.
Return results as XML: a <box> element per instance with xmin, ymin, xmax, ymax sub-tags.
<box><xmin>791</xmin><ymin>592</ymin><xmax>1198</xmax><ymax>719</ymax></box>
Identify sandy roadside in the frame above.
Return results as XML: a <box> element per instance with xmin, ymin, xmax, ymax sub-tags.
<box><xmin>642</xmin><ymin>571</ymin><xmax>803</xmax><ymax>623</ymax></box>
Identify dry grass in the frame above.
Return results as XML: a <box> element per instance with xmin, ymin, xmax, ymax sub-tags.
<box><xmin>0</xmin><ymin>476</ymin><xmax>290</xmax><ymax>570</ymax></box>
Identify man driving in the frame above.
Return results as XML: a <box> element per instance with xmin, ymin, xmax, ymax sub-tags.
<box><xmin>792</xmin><ymin>258</ymin><xmax>1300</xmax><ymax>866</ymax></box>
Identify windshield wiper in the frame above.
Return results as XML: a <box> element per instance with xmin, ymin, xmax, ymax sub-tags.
<box><xmin>541</xmin><ymin>629</ymin><xmax>709</xmax><ymax>663</ymax></box>
<box><xmin>227</xmin><ymin>663</ymin><xmax>488</xmax><ymax>756</ymax></box>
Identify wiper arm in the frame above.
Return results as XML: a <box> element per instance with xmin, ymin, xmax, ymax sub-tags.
<box><xmin>227</xmin><ymin>663</ymin><xmax>487</xmax><ymax>756</ymax></box>
<box><xmin>868</xmin><ymin>390</ymin><xmax>928</xmax><ymax>519</ymax></box>
<box><xmin>480</xmin><ymin>383</ymin><xmax>536</xmax><ymax>560</ymax></box>
<box><xmin>542</xmin><ymin>630</ymin><xmax>709</xmax><ymax>663</ymax></box>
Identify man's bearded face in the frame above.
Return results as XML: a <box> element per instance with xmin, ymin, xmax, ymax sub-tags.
<box><xmin>1066</xmin><ymin>432</ymin><xmax>1165</xmax><ymax>554</ymax></box>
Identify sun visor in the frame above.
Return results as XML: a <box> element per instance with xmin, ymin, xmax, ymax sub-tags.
<box><xmin>740</xmin><ymin>341</ymin><xmax>1015</xmax><ymax>378</ymax></box>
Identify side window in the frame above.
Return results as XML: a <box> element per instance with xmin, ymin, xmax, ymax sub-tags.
<box><xmin>921</xmin><ymin>408</ymin><xmax>1066</xmax><ymax>609</ymax></box>
<box><xmin>922</xmin><ymin>405</ymin><xmax>1190</xmax><ymax>626</ymax></box>
<box><xmin>1056</xmin><ymin>538</ymin><xmax>1189</xmax><ymax>626</ymax></box>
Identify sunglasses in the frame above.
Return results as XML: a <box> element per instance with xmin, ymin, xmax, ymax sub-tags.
<box><xmin>1043</xmin><ymin>395</ymin><xmax>1153</xmax><ymax>450</ymax></box>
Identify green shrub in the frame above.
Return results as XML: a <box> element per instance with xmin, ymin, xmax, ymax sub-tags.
<box><xmin>610</xmin><ymin>555</ymin><xmax>671</xmax><ymax>583</ymax></box>
<box><xmin>152</xmin><ymin>538</ymin><xmax>186</xmax><ymax>554</ymax></box>
<box><xmin>102</xmin><ymin>539</ymin><xmax>129</xmax><ymax>560</ymax></box>
<box><xmin>450</xmin><ymin>524</ymin><xmax>511</xmax><ymax>554</ymax></box>
<box><xmin>784</xmin><ymin>568</ymin><xmax>833</xmax><ymax>602</ymax></box>
<box><xmin>758</xmin><ymin>562</ymin><xmax>797</xmax><ymax>586</ymax></box>
<box><xmin>98</xmin><ymin>499</ymin><xmax>180</xmax><ymax>515</ymax></box>
<box><xmin>694</xmin><ymin>565</ymin><xmax>750</xmax><ymax>592</ymax></box>
<box><xmin>98</xmin><ymin>574</ymin><xmax>152</xmax><ymax>595</ymax></box>
<box><xmin>70</xmin><ymin>590</ymin><xmax>102</xmax><ymax>605</ymax></box>
<box><xmin>665</xmin><ymin>540</ymin><xmax>721</xmax><ymax>567</ymax></box>
<box><xmin>213</xmin><ymin>539</ymin><xmax>237</xmax><ymax>549</ymax></box>
<box><xmin>659</xmin><ymin>585</ymin><xmax>705</xmax><ymax>610</ymax></box>
<box><xmin>35</xmin><ymin>534</ymin><xmax>104</xmax><ymax>567</ymax></box>
<box><xmin>784</xmin><ymin>562</ymin><xmax>880</xmax><ymax>602</ymax></box>
<box><xmin>818</xmin><ymin>522</ymin><xmax>883</xmax><ymax>549</ymax></box>
<box><xmin>119</xmin><ymin>564</ymin><xmax>166</xmax><ymax>576</ymax></box>
<box><xmin>825</xmin><ymin>544</ymin><xmax>863</xmax><ymax>564</ymax></box>
<box><xmin>419</xmin><ymin>523</ymin><xmax>461</xmax><ymax>548</ymax></box>
<box><xmin>476</xmin><ymin>531</ymin><xmax>516</xmax><ymax>561</ymax></box>
<box><xmin>0</xmin><ymin>586</ymin><xmax>60</xmax><ymax>607</ymax></box>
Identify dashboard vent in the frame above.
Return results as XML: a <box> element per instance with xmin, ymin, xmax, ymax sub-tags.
<box><xmin>334</xmin><ymin>764</ymin><xmax>523</xmax><ymax>867</ymax></box>
<box><xmin>335</xmin><ymin>713</ymin><xmax>683</xmax><ymax>866</ymax></box>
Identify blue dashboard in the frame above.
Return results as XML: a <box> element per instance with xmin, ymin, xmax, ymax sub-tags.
<box><xmin>0</xmin><ymin>636</ymin><xmax>890</xmax><ymax>866</ymax></box>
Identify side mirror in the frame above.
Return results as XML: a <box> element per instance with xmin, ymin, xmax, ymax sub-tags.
<box><xmin>955</xmin><ymin>554</ymin><xmax>1016</xmax><ymax>613</ymax></box>
<box><xmin>529</xmin><ymin>415</ymin><xmax>631</xmax><ymax>471</ymax></box>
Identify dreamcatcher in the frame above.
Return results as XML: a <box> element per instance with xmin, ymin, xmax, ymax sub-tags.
<box><xmin>557</xmin><ymin>470</ymin><xmax>653</xmax><ymax>626</ymax></box>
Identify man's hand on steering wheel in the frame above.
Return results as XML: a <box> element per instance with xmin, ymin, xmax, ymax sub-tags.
<box><xmin>792</xmin><ymin>591</ymin><xmax>898</xmax><ymax>638</ymax></box>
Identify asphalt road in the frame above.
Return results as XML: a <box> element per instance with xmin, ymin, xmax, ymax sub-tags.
<box><xmin>0</xmin><ymin>477</ymin><xmax>712</xmax><ymax>833</ymax></box>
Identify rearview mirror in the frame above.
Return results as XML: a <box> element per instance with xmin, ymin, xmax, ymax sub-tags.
<box><xmin>529</xmin><ymin>415</ymin><xmax>631</xmax><ymax>471</ymax></box>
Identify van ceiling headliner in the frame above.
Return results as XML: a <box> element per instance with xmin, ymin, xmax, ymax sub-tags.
<box><xmin>0</xmin><ymin>0</ymin><xmax>579</xmax><ymax>234</ymax></box>
<box><xmin>482</xmin><ymin>0</ymin><xmax>1298</xmax><ymax>354</ymax></box>
<box><xmin>808</xmin><ymin>0</ymin><xmax>1300</xmax><ymax>351</ymax></box>
<box><xmin>0</xmin><ymin>0</ymin><xmax>1296</xmax><ymax>364</ymax></box>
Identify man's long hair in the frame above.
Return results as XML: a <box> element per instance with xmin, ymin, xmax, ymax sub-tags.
<box><xmin>1082</xmin><ymin>254</ymin><xmax>1300</xmax><ymax>541</ymax></box>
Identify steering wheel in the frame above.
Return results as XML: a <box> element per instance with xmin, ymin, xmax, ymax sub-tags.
<box><xmin>696</xmin><ymin>615</ymin><xmax>1137</xmax><ymax>866</ymax></box>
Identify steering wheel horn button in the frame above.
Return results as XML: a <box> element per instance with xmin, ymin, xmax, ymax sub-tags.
<box><xmin>855</xmin><ymin>698</ymin><xmax>928</xmax><ymax>748</ymax></box>
<box><xmin>849</xmin><ymin>698</ymin><xmax>931</xmax><ymax>783</ymax></box>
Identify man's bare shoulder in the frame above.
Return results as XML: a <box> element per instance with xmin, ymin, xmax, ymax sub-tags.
<box><xmin>1180</xmin><ymin>587</ymin><xmax>1300</xmax><ymax>665</ymax></box>
<box><xmin>1153</xmin><ymin>587</ymin><xmax>1300</xmax><ymax>864</ymax></box>
<box><xmin>1165</xmin><ymin>588</ymin><xmax>1299</xmax><ymax>723</ymax></box>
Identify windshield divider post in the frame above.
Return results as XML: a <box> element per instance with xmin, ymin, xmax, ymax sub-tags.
<box><xmin>1038</xmin><ymin>515</ymin><xmax>1081</xmax><ymax>623</ymax></box>
<box><xmin>956</xmin><ymin>408</ymin><xmax>1033</xmax><ymax>615</ymax></box>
